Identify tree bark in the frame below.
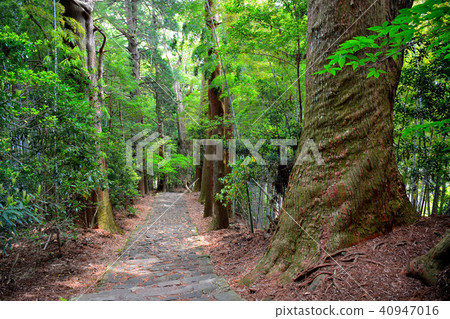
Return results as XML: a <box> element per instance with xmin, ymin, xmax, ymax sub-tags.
<box><xmin>194</xmin><ymin>163</ymin><xmax>202</xmax><ymax>192</ymax></box>
<box><xmin>245</xmin><ymin>0</ymin><xmax>418</xmax><ymax>283</ymax></box>
<box><xmin>148</xmin><ymin>11</ymin><xmax>167</xmax><ymax>192</ymax></box>
<box><xmin>61</xmin><ymin>0</ymin><xmax>121</xmax><ymax>233</ymax></box>
<box><xmin>439</xmin><ymin>181</ymin><xmax>446</xmax><ymax>214</ymax></box>
<box><xmin>95</xmin><ymin>25</ymin><xmax>106</xmax><ymax>117</ymax></box>
<box><xmin>202</xmin><ymin>138</ymin><xmax>214</xmax><ymax>217</ymax></box>
<box><xmin>198</xmin><ymin>75</ymin><xmax>209</xmax><ymax>201</ymax></box>
<box><xmin>155</xmin><ymin>85</ymin><xmax>167</xmax><ymax>192</ymax></box>
<box><xmin>122</xmin><ymin>0</ymin><xmax>148</xmax><ymax>196</ymax></box>
<box><xmin>125</xmin><ymin>0</ymin><xmax>140</xmax><ymax>85</ymax></box>
<box><xmin>211</xmin><ymin>87</ymin><xmax>231</xmax><ymax>229</ymax></box>
<box><xmin>203</xmin><ymin>0</ymin><xmax>229</xmax><ymax>229</ymax></box>
<box><xmin>199</xmin><ymin>147</ymin><xmax>211</xmax><ymax>203</ymax></box>
<box><xmin>296</xmin><ymin>53</ymin><xmax>303</xmax><ymax>125</ymax></box>
<box><xmin>407</xmin><ymin>230</ymin><xmax>450</xmax><ymax>286</ymax></box>
<box><xmin>162</xmin><ymin>38</ymin><xmax>190</xmax><ymax>187</ymax></box>
<box><xmin>174</xmin><ymin>78</ymin><xmax>189</xmax><ymax>157</ymax></box>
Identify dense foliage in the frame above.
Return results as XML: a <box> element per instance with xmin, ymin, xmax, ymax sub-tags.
<box><xmin>0</xmin><ymin>0</ymin><xmax>448</xmax><ymax>251</ymax></box>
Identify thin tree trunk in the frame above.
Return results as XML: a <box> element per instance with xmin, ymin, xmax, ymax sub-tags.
<box><xmin>203</xmin><ymin>147</ymin><xmax>214</xmax><ymax>217</ymax></box>
<box><xmin>194</xmin><ymin>163</ymin><xmax>202</xmax><ymax>192</ymax></box>
<box><xmin>419</xmin><ymin>181</ymin><xmax>427</xmax><ymax>215</ymax></box>
<box><xmin>426</xmin><ymin>180</ymin><xmax>431</xmax><ymax>216</ymax></box>
<box><xmin>293</xmin><ymin>1</ymin><xmax>303</xmax><ymax>125</ymax></box>
<box><xmin>113</xmin><ymin>0</ymin><xmax>148</xmax><ymax>195</ymax></box>
<box><xmin>199</xmin><ymin>144</ymin><xmax>211</xmax><ymax>204</ymax></box>
<box><xmin>296</xmin><ymin>56</ymin><xmax>303</xmax><ymax>125</ymax></box>
<box><xmin>61</xmin><ymin>0</ymin><xmax>121</xmax><ymax>233</ymax></box>
<box><xmin>174</xmin><ymin>78</ymin><xmax>188</xmax><ymax>156</ymax></box>
<box><xmin>246</xmin><ymin>183</ymin><xmax>254</xmax><ymax>234</ymax></box>
<box><xmin>431</xmin><ymin>175</ymin><xmax>441</xmax><ymax>215</ymax></box>
<box><xmin>156</xmin><ymin>87</ymin><xmax>167</xmax><ymax>192</ymax></box>
<box><xmin>198</xmin><ymin>75</ymin><xmax>209</xmax><ymax>200</ymax></box>
<box><xmin>126</xmin><ymin>0</ymin><xmax>148</xmax><ymax>195</ymax></box>
<box><xmin>439</xmin><ymin>182</ymin><xmax>447</xmax><ymax>214</ymax></box>
<box><xmin>149</xmin><ymin>11</ymin><xmax>167</xmax><ymax>193</ymax></box>
<box><xmin>204</xmin><ymin>0</ymin><xmax>229</xmax><ymax>229</ymax></box>
<box><xmin>120</xmin><ymin>107</ymin><xmax>125</xmax><ymax>139</ymax></box>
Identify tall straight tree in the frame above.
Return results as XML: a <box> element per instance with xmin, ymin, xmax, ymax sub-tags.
<box><xmin>109</xmin><ymin>0</ymin><xmax>148</xmax><ymax>195</ymax></box>
<box><xmin>125</xmin><ymin>0</ymin><xmax>149</xmax><ymax>195</ymax></box>
<box><xmin>202</xmin><ymin>0</ymin><xmax>229</xmax><ymax>229</ymax></box>
<box><xmin>247</xmin><ymin>0</ymin><xmax>418</xmax><ymax>282</ymax></box>
<box><xmin>61</xmin><ymin>0</ymin><xmax>121</xmax><ymax>233</ymax></box>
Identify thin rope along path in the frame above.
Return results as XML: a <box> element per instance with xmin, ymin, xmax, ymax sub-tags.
<box><xmin>77</xmin><ymin>193</ymin><xmax>242</xmax><ymax>301</ymax></box>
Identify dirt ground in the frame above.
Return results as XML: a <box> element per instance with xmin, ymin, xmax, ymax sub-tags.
<box><xmin>0</xmin><ymin>194</ymin><xmax>153</xmax><ymax>301</ymax></box>
<box><xmin>1</xmin><ymin>191</ymin><xmax>448</xmax><ymax>301</ymax></box>
<box><xmin>185</xmin><ymin>192</ymin><xmax>450</xmax><ymax>301</ymax></box>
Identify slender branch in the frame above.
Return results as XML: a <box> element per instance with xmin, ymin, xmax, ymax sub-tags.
<box><xmin>94</xmin><ymin>25</ymin><xmax>107</xmax><ymax>54</ymax></box>
<box><xmin>251</xmin><ymin>52</ymin><xmax>295</xmax><ymax>67</ymax></box>
<box><xmin>27</xmin><ymin>13</ymin><xmax>50</xmax><ymax>43</ymax></box>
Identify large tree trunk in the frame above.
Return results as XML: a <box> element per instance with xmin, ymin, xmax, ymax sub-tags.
<box><xmin>245</xmin><ymin>0</ymin><xmax>417</xmax><ymax>283</ymax></box>
<box><xmin>61</xmin><ymin>0</ymin><xmax>121</xmax><ymax>234</ymax></box>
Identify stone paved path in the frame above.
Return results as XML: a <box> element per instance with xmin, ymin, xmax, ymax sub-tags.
<box><xmin>77</xmin><ymin>192</ymin><xmax>242</xmax><ymax>301</ymax></box>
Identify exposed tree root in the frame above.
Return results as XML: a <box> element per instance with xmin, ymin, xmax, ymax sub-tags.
<box><xmin>372</xmin><ymin>241</ymin><xmax>387</xmax><ymax>251</ymax></box>
<box><xmin>294</xmin><ymin>263</ymin><xmax>336</xmax><ymax>282</ymax></box>
<box><xmin>295</xmin><ymin>250</ymin><xmax>361</xmax><ymax>282</ymax></box>
<box><xmin>362</xmin><ymin>258</ymin><xmax>385</xmax><ymax>267</ymax></box>
<box><xmin>406</xmin><ymin>230</ymin><xmax>450</xmax><ymax>286</ymax></box>
<box><xmin>298</xmin><ymin>271</ymin><xmax>333</xmax><ymax>288</ymax></box>
<box><xmin>341</xmin><ymin>252</ymin><xmax>366</xmax><ymax>263</ymax></box>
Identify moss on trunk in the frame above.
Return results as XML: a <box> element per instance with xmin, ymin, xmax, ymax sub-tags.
<box><xmin>407</xmin><ymin>230</ymin><xmax>450</xmax><ymax>286</ymax></box>
<box><xmin>61</xmin><ymin>0</ymin><xmax>122</xmax><ymax>235</ymax></box>
<box><xmin>244</xmin><ymin>0</ymin><xmax>418</xmax><ymax>284</ymax></box>
<box><xmin>96</xmin><ymin>189</ymin><xmax>122</xmax><ymax>234</ymax></box>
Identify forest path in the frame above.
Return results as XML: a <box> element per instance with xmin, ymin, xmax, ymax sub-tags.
<box><xmin>77</xmin><ymin>192</ymin><xmax>242</xmax><ymax>301</ymax></box>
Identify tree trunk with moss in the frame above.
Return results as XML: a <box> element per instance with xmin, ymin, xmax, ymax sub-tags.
<box><xmin>245</xmin><ymin>0</ymin><xmax>418</xmax><ymax>283</ymax></box>
<box><xmin>407</xmin><ymin>230</ymin><xmax>450</xmax><ymax>286</ymax></box>
<box><xmin>61</xmin><ymin>0</ymin><xmax>121</xmax><ymax>234</ymax></box>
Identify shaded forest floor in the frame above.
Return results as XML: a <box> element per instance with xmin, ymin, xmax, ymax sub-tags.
<box><xmin>186</xmin><ymin>192</ymin><xmax>450</xmax><ymax>301</ymax></box>
<box><xmin>1</xmin><ymin>191</ymin><xmax>448</xmax><ymax>301</ymax></box>
<box><xmin>0</xmin><ymin>195</ymin><xmax>154</xmax><ymax>301</ymax></box>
